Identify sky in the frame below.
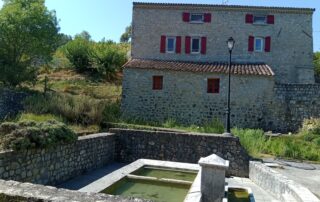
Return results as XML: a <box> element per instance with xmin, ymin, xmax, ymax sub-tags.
<box><xmin>0</xmin><ymin>0</ymin><xmax>319</xmax><ymax>51</ymax></box>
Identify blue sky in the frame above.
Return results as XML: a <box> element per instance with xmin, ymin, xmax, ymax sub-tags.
<box><xmin>0</xmin><ymin>0</ymin><xmax>319</xmax><ymax>51</ymax></box>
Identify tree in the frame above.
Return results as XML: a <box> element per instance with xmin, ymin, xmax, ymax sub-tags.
<box><xmin>75</xmin><ymin>30</ymin><xmax>92</xmax><ymax>41</ymax></box>
<box><xmin>314</xmin><ymin>52</ymin><xmax>320</xmax><ymax>82</ymax></box>
<box><xmin>120</xmin><ymin>25</ymin><xmax>132</xmax><ymax>43</ymax></box>
<box><xmin>0</xmin><ymin>0</ymin><xmax>59</xmax><ymax>86</ymax></box>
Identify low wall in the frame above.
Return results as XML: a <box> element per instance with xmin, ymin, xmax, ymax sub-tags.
<box><xmin>0</xmin><ymin>88</ymin><xmax>28</xmax><ymax>120</ymax></box>
<box><xmin>0</xmin><ymin>180</ymin><xmax>147</xmax><ymax>202</ymax></box>
<box><xmin>0</xmin><ymin>133</ymin><xmax>115</xmax><ymax>185</ymax></box>
<box><xmin>249</xmin><ymin>161</ymin><xmax>319</xmax><ymax>202</ymax></box>
<box><xmin>111</xmin><ymin>128</ymin><xmax>250</xmax><ymax>177</ymax></box>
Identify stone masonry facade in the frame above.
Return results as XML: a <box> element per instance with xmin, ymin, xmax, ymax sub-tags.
<box><xmin>121</xmin><ymin>3</ymin><xmax>319</xmax><ymax>133</ymax></box>
<box><xmin>132</xmin><ymin>3</ymin><xmax>315</xmax><ymax>84</ymax></box>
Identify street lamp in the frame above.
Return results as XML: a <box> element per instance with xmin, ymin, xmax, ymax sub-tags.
<box><xmin>225</xmin><ymin>37</ymin><xmax>235</xmax><ymax>134</ymax></box>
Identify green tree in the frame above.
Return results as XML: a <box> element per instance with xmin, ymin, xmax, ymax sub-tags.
<box><xmin>62</xmin><ymin>35</ymin><xmax>93</xmax><ymax>72</ymax></box>
<box><xmin>0</xmin><ymin>0</ymin><xmax>59</xmax><ymax>86</ymax></box>
<box><xmin>75</xmin><ymin>30</ymin><xmax>92</xmax><ymax>41</ymax></box>
<box><xmin>314</xmin><ymin>52</ymin><xmax>320</xmax><ymax>81</ymax></box>
<box><xmin>120</xmin><ymin>25</ymin><xmax>132</xmax><ymax>43</ymax></box>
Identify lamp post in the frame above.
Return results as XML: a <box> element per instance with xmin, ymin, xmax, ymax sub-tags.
<box><xmin>225</xmin><ymin>37</ymin><xmax>235</xmax><ymax>134</ymax></box>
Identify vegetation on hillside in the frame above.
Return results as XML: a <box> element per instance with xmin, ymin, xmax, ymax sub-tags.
<box><xmin>314</xmin><ymin>52</ymin><xmax>320</xmax><ymax>82</ymax></box>
<box><xmin>0</xmin><ymin>120</ymin><xmax>77</xmax><ymax>151</ymax></box>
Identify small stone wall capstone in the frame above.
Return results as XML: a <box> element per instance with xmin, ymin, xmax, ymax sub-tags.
<box><xmin>111</xmin><ymin>128</ymin><xmax>250</xmax><ymax>177</ymax></box>
<box><xmin>0</xmin><ymin>133</ymin><xmax>115</xmax><ymax>185</ymax></box>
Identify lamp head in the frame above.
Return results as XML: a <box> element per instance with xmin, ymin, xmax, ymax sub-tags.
<box><xmin>227</xmin><ymin>37</ymin><xmax>235</xmax><ymax>51</ymax></box>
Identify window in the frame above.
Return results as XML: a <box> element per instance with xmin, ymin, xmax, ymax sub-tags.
<box><xmin>254</xmin><ymin>37</ymin><xmax>264</xmax><ymax>52</ymax></box>
<box><xmin>253</xmin><ymin>16</ymin><xmax>267</xmax><ymax>24</ymax></box>
<box><xmin>191</xmin><ymin>37</ymin><xmax>201</xmax><ymax>53</ymax></box>
<box><xmin>190</xmin><ymin>13</ymin><xmax>204</xmax><ymax>23</ymax></box>
<box><xmin>153</xmin><ymin>76</ymin><xmax>163</xmax><ymax>90</ymax></box>
<box><xmin>166</xmin><ymin>37</ymin><xmax>176</xmax><ymax>53</ymax></box>
<box><xmin>207</xmin><ymin>78</ymin><xmax>220</xmax><ymax>94</ymax></box>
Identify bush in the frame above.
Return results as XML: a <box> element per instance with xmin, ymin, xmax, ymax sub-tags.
<box><xmin>102</xmin><ymin>100</ymin><xmax>121</xmax><ymax>122</ymax></box>
<box><xmin>23</xmin><ymin>92</ymin><xmax>106</xmax><ymax>125</ymax></box>
<box><xmin>0</xmin><ymin>120</ymin><xmax>77</xmax><ymax>151</ymax></box>
<box><xmin>19</xmin><ymin>113</ymin><xmax>63</xmax><ymax>123</ymax></box>
<box><xmin>301</xmin><ymin>118</ymin><xmax>320</xmax><ymax>135</ymax></box>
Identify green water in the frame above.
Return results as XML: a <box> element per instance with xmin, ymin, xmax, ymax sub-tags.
<box><xmin>101</xmin><ymin>177</ymin><xmax>191</xmax><ymax>202</ymax></box>
<box><xmin>228</xmin><ymin>188</ymin><xmax>250</xmax><ymax>202</ymax></box>
<box><xmin>131</xmin><ymin>166</ymin><xmax>197</xmax><ymax>181</ymax></box>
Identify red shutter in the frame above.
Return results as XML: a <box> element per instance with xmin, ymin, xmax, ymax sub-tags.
<box><xmin>267</xmin><ymin>15</ymin><xmax>275</xmax><ymax>24</ymax></box>
<box><xmin>185</xmin><ymin>36</ymin><xmax>191</xmax><ymax>54</ymax></box>
<box><xmin>153</xmin><ymin>76</ymin><xmax>163</xmax><ymax>90</ymax></box>
<box><xmin>183</xmin><ymin>12</ymin><xmax>190</xmax><ymax>22</ymax></box>
<box><xmin>201</xmin><ymin>37</ymin><xmax>207</xmax><ymax>54</ymax></box>
<box><xmin>207</xmin><ymin>79</ymin><xmax>220</xmax><ymax>93</ymax></box>
<box><xmin>160</xmin><ymin>35</ymin><xmax>166</xmax><ymax>53</ymax></box>
<box><xmin>265</xmin><ymin>36</ymin><xmax>271</xmax><ymax>52</ymax></box>
<box><xmin>248</xmin><ymin>36</ymin><xmax>254</xmax><ymax>52</ymax></box>
<box><xmin>176</xmin><ymin>36</ymin><xmax>181</xmax><ymax>54</ymax></box>
<box><xmin>245</xmin><ymin>14</ymin><xmax>253</xmax><ymax>24</ymax></box>
<box><xmin>204</xmin><ymin>13</ymin><xmax>212</xmax><ymax>23</ymax></box>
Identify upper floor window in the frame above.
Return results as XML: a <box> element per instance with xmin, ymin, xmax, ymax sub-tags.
<box><xmin>166</xmin><ymin>37</ymin><xmax>176</xmax><ymax>53</ymax></box>
<box><xmin>191</xmin><ymin>37</ymin><xmax>201</xmax><ymax>53</ymax></box>
<box><xmin>254</xmin><ymin>37</ymin><xmax>264</xmax><ymax>52</ymax></box>
<box><xmin>190</xmin><ymin>13</ymin><xmax>204</xmax><ymax>23</ymax></box>
<box><xmin>253</xmin><ymin>16</ymin><xmax>267</xmax><ymax>24</ymax></box>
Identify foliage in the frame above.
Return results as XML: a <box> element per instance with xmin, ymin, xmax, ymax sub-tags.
<box><xmin>23</xmin><ymin>92</ymin><xmax>107</xmax><ymax>125</ymax></box>
<box><xmin>102</xmin><ymin>100</ymin><xmax>121</xmax><ymax>122</ymax></box>
<box><xmin>120</xmin><ymin>24</ymin><xmax>132</xmax><ymax>43</ymax></box>
<box><xmin>61</xmin><ymin>36</ymin><xmax>92</xmax><ymax>72</ymax></box>
<box><xmin>314</xmin><ymin>52</ymin><xmax>320</xmax><ymax>80</ymax></box>
<box><xmin>18</xmin><ymin>113</ymin><xmax>62</xmax><ymax>122</ymax></box>
<box><xmin>232</xmin><ymin>128</ymin><xmax>320</xmax><ymax>161</ymax></box>
<box><xmin>49</xmin><ymin>49</ymin><xmax>72</xmax><ymax>70</ymax></box>
<box><xmin>0</xmin><ymin>120</ymin><xmax>77</xmax><ymax>151</ymax></box>
<box><xmin>0</xmin><ymin>0</ymin><xmax>59</xmax><ymax>86</ymax></box>
<box><xmin>301</xmin><ymin>118</ymin><xmax>320</xmax><ymax>135</ymax></box>
<box><xmin>91</xmin><ymin>41</ymin><xmax>128</xmax><ymax>80</ymax></box>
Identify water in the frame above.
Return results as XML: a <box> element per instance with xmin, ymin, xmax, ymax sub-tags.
<box><xmin>228</xmin><ymin>188</ymin><xmax>250</xmax><ymax>202</ymax></box>
<box><xmin>131</xmin><ymin>166</ymin><xmax>198</xmax><ymax>181</ymax></box>
<box><xmin>100</xmin><ymin>166</ymin><xmax>198</xmax><ymax>202</ymax></box>
<box><xmin>101</xmin><ymin>177</ymin><xmax>191</xmax><ymax>202</ymax></box>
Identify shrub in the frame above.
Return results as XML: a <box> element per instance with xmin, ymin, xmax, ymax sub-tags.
<box><xmin>301</xmin><ymin>118</ymin><xmax>320</xmax><ymax>135</ymax></box>
<box><xmin>23</xmin><ymin>92</ymin><xmax>106</xmax><ymax>125</ymax></box>
<box><xmin>102</xmin><ymin>100</ymin><xmax>121</xmax><ymax>122</ymax></box>
<box><xmin>18</xmin><ymin>113</ymin><xmax>63</xmax><ymax>123</ymax></box>
<box><xmin>0</xmin><ymin>120</ymin><xmax>77</xmax><ymax>151</ymax></box>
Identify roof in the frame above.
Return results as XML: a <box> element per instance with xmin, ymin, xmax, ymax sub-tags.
<box><xmin>133</xmin><ymin>2</ymin><xmax>315</xmax><ymax>14</ymax></box>
<box><xmin>123</xmin><ymin>59</ymin><xmax>275</xmax><ymax>77</ymax></box>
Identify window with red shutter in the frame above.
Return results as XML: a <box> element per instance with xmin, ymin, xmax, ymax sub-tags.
<box><xmin>207</xmin><ymin>79</ymin><xmax>220</xmax><ymax>94</ymax></box>
<box><xmin>185</xmin><ymin>36</ymin><xmax>191</xmax><ymax>54</ymax></box>
<box><xmin>267</xmin><ymin>15</ymin><xmax>275</xmax><ymax>24</ymax></box>
<box><xmin>248</xmin><ymin>36</ymin><xmax>254</xmax><ymax>52</ymax></box>
<box><xmin>183</xmin><ymin>12</ymin><xmax>190</xmax><ymax>22</ymax></box>
<box><xmin>160</xmin><ymin>36</ymin><xmax>166</xmax><ymax>53</ymax></box>
<box><xmin>204</xmin><ymin>13</ymin><xmax>211</xmax><ymax>23</ymax></box>
<box><xmin>245</xmin><ymin>14</ymin><xmax>253</xmax><ymax>23</ymax></box>
<box><xmin>153</xmin><ymin>76</ymin><xmax>163</xmax><ymax>90</ymax></box>
<box><xmin>176</xmin><ymin>36</ymin><xmax>181</xmax><ymax>54</ymax></box>
<box><xmin>201</xmin><ymin>37</ymin><xmax>207</xmax><ymax>54</ymax></box>
<box><xmin>265</xmin><ymin>36</ymin><xmax>271</xmax><ymax>52</ymax></box>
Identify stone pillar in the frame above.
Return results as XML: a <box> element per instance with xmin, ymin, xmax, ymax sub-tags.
<box><xmin>198</xmin><ymin>154</ymin><xmax>229</xmax><ymax>202</ymax></box>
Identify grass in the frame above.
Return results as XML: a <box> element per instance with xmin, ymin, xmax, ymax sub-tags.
<box><xmin>18</xmin><ymin>113</ymin><xmax>63</xmax><ymax>122</ymax></box>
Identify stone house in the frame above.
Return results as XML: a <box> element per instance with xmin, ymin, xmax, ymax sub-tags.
<box><xmin>121</xmin><ymin>2</ymin><xmax>319</xmax><ymax>132</ymax></box>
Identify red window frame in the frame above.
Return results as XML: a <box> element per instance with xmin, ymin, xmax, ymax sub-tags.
<box><xmin>153</xmin><ymin>76</ymin><xmax>163</xmax><ymax>90</ymax></box>
<box><xmin>207</xmin><ymin>78</ymin><xmax>220</xmax><ymax>94</ymax></box>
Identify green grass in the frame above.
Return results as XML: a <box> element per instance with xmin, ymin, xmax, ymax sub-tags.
<box><xmin>18</xmin><ymin>113</ymin><xmax>63</xmax><ymax>122</ymax></box>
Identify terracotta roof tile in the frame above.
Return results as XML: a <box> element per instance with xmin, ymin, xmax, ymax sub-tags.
<box><xmin>123</xmin><ymin>59</ymin><xmax>275</xmax><ymax>77</ymax></box>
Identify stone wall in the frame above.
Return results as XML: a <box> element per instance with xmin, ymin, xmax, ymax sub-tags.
<box><xmin>111</xmin><ymin>128</ymin><xmax>250</xmax><ymax>177</ymax></box>
<box><xmin>0</xmin><ymin>179</ymin><xmax>147</xmax><ymax>202</ymax></box>
<box><xmin>0</xmin><ymin>88</ymin><xmax>29</xmax><ymax>120</ymax></box>
<box><xmin>267</xmin><ymin>84</ymin><xmax>320</xmax><ymax>132</ymax></box>
<box><xmin>0</xmin><ymin>133</ymin><xmax>115</xmax><ymax>186</ymax></box>
<box><xmin>121</xmin><ymin>68</ymin><xmax>320</xmax><ymax>133</ymax></box>
<box><xmin>122</xmin><ymin>68</ymin><xmax>275</xmax><ymax>129</ymax></box>
<box><xmin>132</xmin><ymin>3</ymin><xmax>314</xmax><ymax>83</ymax></box>
<box><xmin>249</xmin><ymin>161</ymin><xmax>319</xmax><ymax>202</ymax></box>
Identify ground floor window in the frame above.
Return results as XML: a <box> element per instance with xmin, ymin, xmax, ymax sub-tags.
<box><xmin>207</xmin><ymin>78</ymin><xmax>220</xmax><ymax>93</ymax></box>
<box><xmin>153</xmin><ymin>76</ymin><xmax>163</xmax><ymax>90</ymax></box>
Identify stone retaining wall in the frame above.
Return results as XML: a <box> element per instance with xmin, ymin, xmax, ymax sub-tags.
<box><xmin>0</xmin><ymin>133</ymin><xmax>115</xmax><ymax>185</ymax></box>
<box><xmin>0</xmin><ymin>179</ymin><xmax>147</xmax><ymax>202</ymax></box>
<box><xmin>0</xmin><ymin>88</ymin><xmax>29</xmax><ymax>120</ymax></box>
<box><xmin>249</xmin><ymin>161</ymin><xmax>319</xmax><ymax>202</ymax></box>
<box><xmin>111</xmin><ymin>128</ymin><xmax>250</xmax><ymax>177</ymax></box>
